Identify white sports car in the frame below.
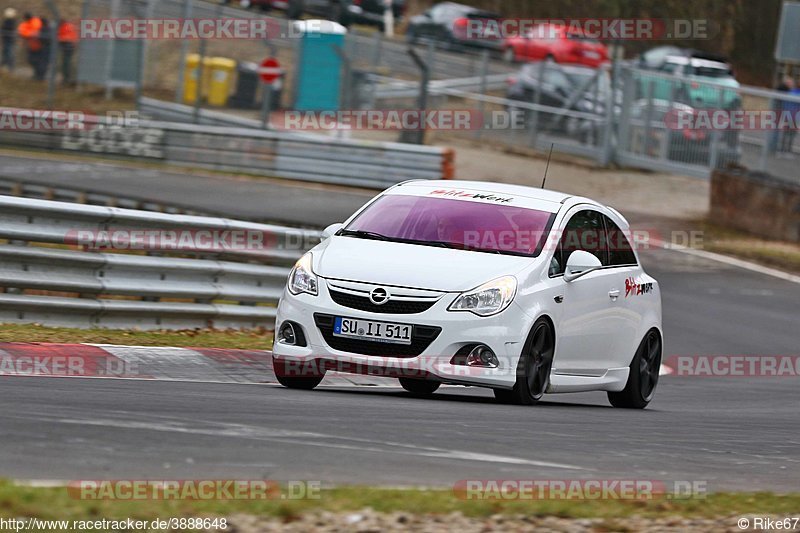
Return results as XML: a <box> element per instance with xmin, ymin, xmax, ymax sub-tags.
<box><xmin>273</xmin><ymin>180</ymin><xmax>663</xmax><ymax>408</ymax></box>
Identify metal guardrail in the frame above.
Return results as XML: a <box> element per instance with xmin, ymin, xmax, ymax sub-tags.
<box><xmin>372</xmin><ymin>74</ymin><xmax>511</xmax><ymax>99</ymax></box>
<box><xmin>0</xmin><ymin>111</ymin><xmax>455</xmax><ymax>189</ymax></box>
<box><xmin>0</xmin><ymin>196</ymin><xmax>321</xmax><ymax>330</ymax></box>
<box><xmin>0</xmin><ymin>176</ymin><xmax>205</xmax><ymax>215</ymax></box>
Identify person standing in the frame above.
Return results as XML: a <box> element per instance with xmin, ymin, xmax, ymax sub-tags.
<box><xmin>1</xmin><ymin>7</ymin><xmax>17</xmax><ymax>72</ymax></box>
<box><xmin>768</xmin><ymin>76</ymin><xmax>794</xmax><ymax>154</ymax></box>
<box><xmin>31</xmin><ymin>17</ymin><xmax>51</xmax><ymax>80</ymax></box>
<box><xmin>57</xmin><ymin>19</ymin><xmax>77</xmax><ymax>84</ymax></box>
<box><xmin>17</xmin><ymin>12</ymin><xmax>42</xmax><ymax>78</ymax></box>
<box><xmin>780</xmin><ymin>80</ymin><xmax>800</xmax><ymax>157</ymax></box>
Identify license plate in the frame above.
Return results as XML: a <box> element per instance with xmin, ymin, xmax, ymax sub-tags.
<box><xmin>334</xmin><ymin>317</ymin><xmax>412</xmax><ymax>345</ymax></box>
<box><xmin>584</xmin><ymin>51</ymin><xmax>600</xmax><ymax>59</ymax></box>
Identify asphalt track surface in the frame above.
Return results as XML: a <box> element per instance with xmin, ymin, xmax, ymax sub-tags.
<box><xmin>0</xmin><ymin>153</ymin><xmax>373</xmax><ymax>227</ymax></box>
<box><xmin>0</xmin><ymin>153</ymin><xmax>798</xmax><ymax>491</ymax></box>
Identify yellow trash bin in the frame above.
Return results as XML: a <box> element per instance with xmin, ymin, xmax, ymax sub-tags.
<box><xmin>207</xmin><ymin>57</ymin><xmax>237</xmax><ymax>107</ymax></box>
<box><xmin>183</xmin><ymin>54</ymin><xmax>214</xmax><ymax>104</ymax></box>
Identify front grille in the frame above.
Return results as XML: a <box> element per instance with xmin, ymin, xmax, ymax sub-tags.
<box><xmin>329</xmin><ymin>288</ymin><xmax>437</xmax><ymax>314</ymax></box>
<box><xmin>314</xmin><ymin>314</ymin><xmax>441</xmax><ymax>357</ymax></box>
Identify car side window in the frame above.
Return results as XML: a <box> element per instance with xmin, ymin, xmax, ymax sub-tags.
<box><xmin>550</xmin><ymin>209</ymin><xmax>608</xmax><ymax>277</ymax></box>
<box><xmin>604</xmin><ymin>216</ymin><xmax>638</xmax><ymax>267</ymax></box>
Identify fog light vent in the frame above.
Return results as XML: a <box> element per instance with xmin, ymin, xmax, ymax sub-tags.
<box><xmin>451</xmin><ymin>344</ymin><xmax>499</xmax><ymax>368</ymax></box>
<box><xmin>277</xmin><ymin>321</ymin><xmax>307</xmax><ymax>347</ymax></box>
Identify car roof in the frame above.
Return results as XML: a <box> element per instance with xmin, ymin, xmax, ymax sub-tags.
<box><xmin>393</xmin><ymin>180</ymin><xmax>582</xmax><ymax>210</ymax></box>
<box><xmin>665</xmin><ymin>55</ymin><xmax>730</xmax><ymax>69</ymax></box>
<box><xmin>388</xmin><ymin>180</ymin><xmax>627</xmax><ymax>226</ymax></box>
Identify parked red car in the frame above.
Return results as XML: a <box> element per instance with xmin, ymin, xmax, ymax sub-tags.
<box><xmin>502</xmin><ymin>23</ymin><xmax>608</xmax><ymax>67</ymax></box>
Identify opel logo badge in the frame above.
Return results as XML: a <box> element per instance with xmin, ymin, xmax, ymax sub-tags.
<box><xmin>369</xmin><ymin>287</ymin><xmax>389</xmax><ymax>305</ymax></box>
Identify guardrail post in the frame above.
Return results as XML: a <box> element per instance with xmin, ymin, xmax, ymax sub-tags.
<box><xmin>371</xmin><ymin>30</ymin><xmax>383</xmax><ymax>68</ymax></box>
<box><xmin>527</xmin><ymin>60</ymin><xmax>546</xmax><ymax>149</ymax></box>
<box><xmin>473</xmin><ymin>48</ymin><xmax>490</xmax><ymax>141</ymax></box>
<box><xmin>426</xmin><ymin>41</ymin><xmax>436</xmax><ymax>80</ymax></box>
<box><xmin>399</xmin><ymin>47</ymin><xmax>429</xmax><ymax>145</ymax></box>
<box><xmin>44</xmin><ymin>0</ymin><xmax>60</xmax><ymax>109</ymax></box>
<box><xmin>175</xmin><ymin>0</ymin><xmax>193</xmax><ymax>103</ymax></box>
<box><xmin>600</xmin><ymin>62</ymin><xmax>617</xmax><ymax>166</ymax></box>
<box><xmin>659</xmin><ymin>81</ymin><xmax>678</xmax><ymax>162</ymax></box>
<box><xmin>332</xmin><ymin>44</ymin><xmax>352</xmax><ymax>110</ymax></box>
<box><xmin>615</xmin><ymin>67</ymin><xmax>635</xmax><ymax>163</ymax></box>
<box><xmin>642</xmin><ymin>81</ymin><xmax>655</xmax><ymax>156</ymax></box>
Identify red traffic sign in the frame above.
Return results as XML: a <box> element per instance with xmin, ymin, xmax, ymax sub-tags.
<box><xmin>259</xmin><ymin>57</ymin><xmax>282</xmax><ymax>84</ymax></box>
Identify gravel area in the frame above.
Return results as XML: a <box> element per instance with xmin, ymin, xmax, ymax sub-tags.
<box><xmin>225</xmin><ymin>510</ymin><xmax>780</xmax><ymax>532</ymax></box>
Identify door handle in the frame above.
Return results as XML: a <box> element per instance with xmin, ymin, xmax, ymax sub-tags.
<box><xmin>608</xmin><ymin>289</ymin><xmax>620</xmax><ymax>300</ymax></box>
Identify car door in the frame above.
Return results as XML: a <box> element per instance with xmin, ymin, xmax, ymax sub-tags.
<box><xmin>602</xmin><ymin>214</ymin><xmax>646</xmax><ymax>369</ymax></box>
<box><xmin>548</xmin><ymin>208</ymin><xmax>620</xmax><ymax>376</ymax></box>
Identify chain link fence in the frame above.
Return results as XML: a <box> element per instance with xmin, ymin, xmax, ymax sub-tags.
<box><xmin>4</xmin><ymin>0</ymin><xmax>800</xmax><ymax>184</ymax></box>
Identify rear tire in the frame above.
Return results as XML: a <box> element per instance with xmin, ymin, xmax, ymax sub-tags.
<box><xmin>607</xmin><ymin>329</ymin><xmax>661</xmax><ymax>409</ymax></box>
<box><xmin>399</xmin><ymin>378</ymin><xmax>440</xmax><ymax>396</ymax></box>
<box><xmin>493</xmin><ymin>318</ymin><xmax>554</xmax><ymax>405</ymax></box>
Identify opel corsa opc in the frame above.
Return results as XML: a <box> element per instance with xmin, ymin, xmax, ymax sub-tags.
<box><xmin>273</xmin><ymin>180</ymin><xmax>663</xmax><ymax>408</ymax></box>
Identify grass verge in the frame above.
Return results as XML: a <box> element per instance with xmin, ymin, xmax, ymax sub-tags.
<box><xmin>1</xmin><ymin>482</ymin><xmax>799</xmax><ymax>524</ymax></box>
<box><xmin>691</xmin><ymin>219</ymin><xmax>800</xmax><ymax>274</ymax></box>
<box><xmin>0</xmin><ymin>323</ymin><xmax>273</xmax><ymax>350</ymax></box>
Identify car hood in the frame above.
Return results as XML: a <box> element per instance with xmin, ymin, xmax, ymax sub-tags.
<box><xmin>312</xmin><ymin>236</ymin><xmax>534</xmax><ymax>292</ymax></box>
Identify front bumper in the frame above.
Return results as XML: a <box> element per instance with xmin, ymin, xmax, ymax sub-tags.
<box><xmin>273</xmin><ymin>278</ymin><xmax>533</xmax><ymax>389</ymax></box>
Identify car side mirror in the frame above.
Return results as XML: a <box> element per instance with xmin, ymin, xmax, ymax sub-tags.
<box><xmin>322</xmin><ymin>223</ymin><xmax>343</xmax><ymax>240</ymax></box>
<box><xmin>563</xmin><ymin>250</ymin><xmax>602</xmax><ymax>282</ymax></box>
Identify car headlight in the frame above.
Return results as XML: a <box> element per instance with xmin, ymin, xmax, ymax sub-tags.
<box><xmin>288</xmin><ymin>252</ymin><xmax>318</xmax><ymax>296</ymax></box>
<box><xmin>448</xmin><ymin>276</ymin><xmax>517</xmax><ymax>316</ymax></box>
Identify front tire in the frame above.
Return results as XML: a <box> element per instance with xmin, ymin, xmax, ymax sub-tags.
<box><xmin>608</xmin><ymin>329</ymin><xmax>661</xmax><ymax>409</ymax></box>
<box><xmin>273</xmin><ymin>356</ymin><xmax>324</xmax><ymax>390</ymax></box>
<box><xmin>493</xmin><ymin>318</ymin><xmax>554</xmax><ymax>405</ymax></box>
<box><xmin>399</xmin><ymin>378</ymin><xmax>440</xmax><ymax>396</ymax></box>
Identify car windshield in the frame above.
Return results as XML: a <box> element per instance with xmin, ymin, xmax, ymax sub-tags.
<box><xmin>342</xmin><ymin>194</ymin><xmax>555</xmax><ymax>256</ymax></box>
<box><xmin>690</xmin><ymin>65</ymin><xmax>732</xmax><ymax>78</ymax></box>
<box><xmin>567</xmin><ymin>33</ymin><xmax>600</xmax><ymax>44</ymax></box>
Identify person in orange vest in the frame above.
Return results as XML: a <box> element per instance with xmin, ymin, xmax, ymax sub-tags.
<box><xmin>17</xmin><ymin>12</ymin><xmax>43</xmax><ymax>79</ymax></box>
<box><xmin>57</xmin><ymin>19</ymin><xmax>78</xmax><ymax>84</ymax></box>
